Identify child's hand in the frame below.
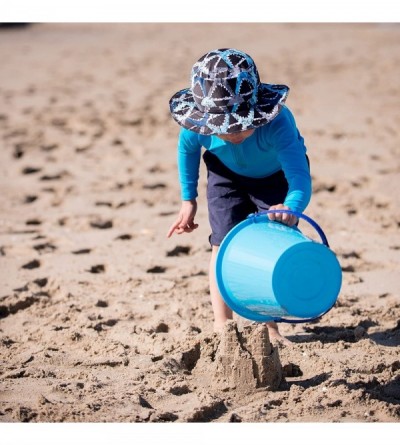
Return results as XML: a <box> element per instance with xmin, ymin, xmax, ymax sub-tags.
<box><xmin>268</xmin><ymin>204</ymin><xmax>298</xmax><ymax>226</ymax></box>
<box><xmin>167</xmin><ymin>199</ymin><xmax>199</xmax><ymax>237</ymax></box>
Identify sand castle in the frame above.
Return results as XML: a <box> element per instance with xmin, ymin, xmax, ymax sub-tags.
<box><xmin>205</xmin><ymin>321</ymin><xmax>282</xmax><ymax>393</ymax></box>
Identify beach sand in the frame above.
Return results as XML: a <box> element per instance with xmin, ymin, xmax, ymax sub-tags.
<box><xmin>0</xmin><ymin>23</ymin><xmax>399</xmax><ymax>422</ymax></box>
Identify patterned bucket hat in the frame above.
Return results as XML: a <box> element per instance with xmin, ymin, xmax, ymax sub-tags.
<box><xmin>169</xmin><ymin>48</ymin><xmax>289</xmax><ymax>135</ymax></box>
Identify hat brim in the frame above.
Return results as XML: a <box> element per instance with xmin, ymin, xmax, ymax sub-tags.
<box><xmin>169</xmin><ymin>83</ymin><xmax>289</xmax><ymax>135</ymax></box>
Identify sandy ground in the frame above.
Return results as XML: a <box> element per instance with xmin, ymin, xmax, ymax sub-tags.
<box><xmin>0</xmin><ymin>23</ymin><xmax>399</xmax><ymax>423</ymax></box>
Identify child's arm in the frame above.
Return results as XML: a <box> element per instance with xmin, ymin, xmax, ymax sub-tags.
<box><xmin>267</xmin><ymin>108</ymin><xmax>312</xmax><ymax>222</ymax></box>
<box><xmin>262</xmin><ymin>108</ymin><xmax>311</xmax><ymax>226</ymax></box>
<box><xmin>176</xmin><ymin>129</ymin><xmax>202</xmax><ymax>201</ymax></box>
<box><xmin>167</xmin><ymin>129</ymin><xmax>202</xmax><ymax>237</ymax></box>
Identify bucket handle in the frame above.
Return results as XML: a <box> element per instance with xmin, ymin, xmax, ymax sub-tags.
<box><xmin>248</xmin><ymin>209</ymin><xmax>330</xmax><ymax>247</ymax></box>
<box><xmin>247</xmin><ymin>209</ymin><xmax>334</xmax><ymax>324</ymax></box>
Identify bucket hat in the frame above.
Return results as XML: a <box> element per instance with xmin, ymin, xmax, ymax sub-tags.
<box><xmin>169</xmin><ymin>48</ymin><xmax>289</xmax><ymax>135</ymax></box>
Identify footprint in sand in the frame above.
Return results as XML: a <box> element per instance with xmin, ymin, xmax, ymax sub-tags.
<box><xmin>75</xmin><ymin>145</ymin><xmax>92</xmax><ymax>153</ymax></box>
<box><xmin>25</xmin><ymin>219</ymin><xmax>42</xmax><ymax>226</ymax></box>
<box><xmin>158</xmin><ymin>211</ymin><xmax>175</xmax><ymax>217</ymax></box>
<box><xmin>111</xmin><ymin>138</ymin><xmax>123</xmax><ymax>146</ymax></box>
<box><xmin>313</xmin><ymin>181</ymin><xmax>336</xmax><ymax>193</ymax></box>
<box><xmin>112</xmin><ymin>180</ymin><xmax>133</xmax><ymax>191</ymax></box>
<box><xmin>87</xmin><ymin>265</ymin><xmax>105</xmax><ymax>274</ymax></box>
<box><xmin>115</xmin><ymin>234</ymin><xmax>133</xmax><ymax>240</ymax></box>
<box><xmin>146</xmin><ymin>266</ymin><xmax>167</xmax><ymax>274</ymax></box>
<box><xmin>33</xmin><ymin>242</ymin><xmax>57</xmax><ymax>254</ymax></box>
<box><xmin>95</xmin><ymin>201</ymin><xmax>132</xmax><ymax>209</ymax></box>
<box><xmin>166</xmin><ymin>245</ymin><xmax>191</xmax><ymax>257</ymax></box>
<box><xmin>339</xmin><ymin>250</ymin><xmax>361</xmax><ymax>259</ymax></box>
<box><xmin>21</xmin><ymin>259</ymin><xmax>41</xmax><ymax>270</ymax></box>
<box><xmin>115</xmin><ymin>201</ymin><xmax>130</xmax><ymax>208</ymax></box>
<box><xmin>344</xmin><ymin>204</ymin><xmax>358</xmax><ymax>216</ymax></box>
<box><xmin>33</xmin><ymin>278</ymin><xmax>48</xmax><ymax>287</ymax></box>
<box><xmin>13</xmin><ymin>144</ymin><xmax>25</xmax><ymax>159</ymax></box>
<box><xmin>90</xmin><ymin>219</ymin><xmax>113</xmax><ymax>229</ymax></box>
<box><xmin>40</xmin><ymin>143</ymin><xmax>58</xmax><ymax>152</ymax></box>
<box><xmin>147</xmin><ymin>164</ymin><xmax>166</xmax><ymax>174</ymax></box>
<box><xmin>22</xmin><ymin>166</ymin><xmax>42</xmax><ymax>175</ymax></box>
<box><xmin>40</xmin><ymin>171</ymin><xmax>69</xmax><ymax>181</ymax></box>
<box><xmin>95</xmin><ymin>201</ymin><xmax>113</xmax><ymax>208</ymax></box>
<box><xmin>142</xmin><ymin>182</ymin><xmax>167</xmax><ymax>190</ymax></box>
<box><xmin>72</xmin><ymin>248</ymin><xmax>91</xmax><ymax>255</ymax></box>
<box><xmin>24</xmin><ymin>195</ymin><xmax>38</xmax><ymax>204</ymax></box>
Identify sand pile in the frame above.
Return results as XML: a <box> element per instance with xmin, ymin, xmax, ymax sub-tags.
<box><xmin>210</xmin><ymin>322</ymin><xmax>282</xmax><ymax>392</ymax></box>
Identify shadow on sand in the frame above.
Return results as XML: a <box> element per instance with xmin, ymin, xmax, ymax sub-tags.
<box><xmin>286</xmin><ymin>322</ymin><xmax>400</xmax><ymax>347</ymax></box>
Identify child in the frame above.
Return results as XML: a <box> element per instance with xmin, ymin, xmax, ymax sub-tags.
<box><xmin>166</xmin><ymin>48</ymin><xmax>311</xmax><ymax>343</ymax></box>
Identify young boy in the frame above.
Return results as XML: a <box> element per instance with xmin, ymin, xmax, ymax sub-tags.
<box><xmin>166</xmin><ymin>48</ymin><xmax>311</xmax><ymax>343</ymax></box>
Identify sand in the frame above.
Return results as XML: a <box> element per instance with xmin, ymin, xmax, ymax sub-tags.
<box><xmin>0</xmin><ymin>23</ymin><xmax>399</xmax><ymax>423</ymax></box>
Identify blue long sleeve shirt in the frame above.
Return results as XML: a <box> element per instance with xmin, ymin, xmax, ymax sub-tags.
<box><xmin>177</xmin><ymin>106</ymin><xmax>312</xmax><ymax>213</ymax></box>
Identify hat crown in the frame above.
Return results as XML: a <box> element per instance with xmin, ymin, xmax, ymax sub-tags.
<box><xmin>190</xmin><ymin>49</ymin><xmax>260</xmax><ymax>114</ymax></box>
<box><xmin>169</xmin><ymin>47</ymin><xmax>289</xmax><ymax>135</ymax></box>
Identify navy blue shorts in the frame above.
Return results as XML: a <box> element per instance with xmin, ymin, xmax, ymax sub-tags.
<box><xmin>203</xmin><ymin>150</ymin><xmax>300</xmax><ymax>246</ymax></box>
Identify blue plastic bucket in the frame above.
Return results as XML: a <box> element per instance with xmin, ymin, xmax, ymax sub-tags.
<box><xmin>215</xmin><ymin>210</ymin><xmax>342</xmax><ymax>323</ymax></box>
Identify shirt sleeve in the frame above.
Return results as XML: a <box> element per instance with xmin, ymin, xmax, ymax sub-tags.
<box><xmin>177</xmin><ymin>128</ymin><xmax>202</xmax><ymax>200</ymax></box>
<box><xmin>268</xmin><ymin>108</ymin><xmax>312</xmax><ymax>213</ymax></box>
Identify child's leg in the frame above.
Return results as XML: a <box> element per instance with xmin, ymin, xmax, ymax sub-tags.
<box><xmin>210</xmin><ymin>245</ymin><xmax>233</xmax><ymax>332</ymax></box>
<box><xmin>264</xmin><ymin>321</ymin><xmax>292</xmax><ymax>346</ymax></box>
<box><xmin>210</xmin><ymin>246</ymin><xmax>291</xmax><ymax>344</ymax></box>
<box><xmin>204</xmin><ymin>152</ymin><xmax>294</xmax><ymax>341</ymax></box>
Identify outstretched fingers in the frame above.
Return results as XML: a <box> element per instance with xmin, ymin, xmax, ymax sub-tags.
<box><xmin>166</xmin><ymin>218</ymin><xmax>181</xmax><ymax>238</ymax></box>
<box><xmin>167</xmin><ymin>200</ymin><xmax>199</xmax><ymax>238</ymax></box>
<box><xmin>167</xmin><ymin>217</ymin><xmax>198</xmax><ymax>237</ymax></box>
<box><xmin>177</xmin><ymin>220</ymin><xmax>199</xmax><ymax>234</ymax></box>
